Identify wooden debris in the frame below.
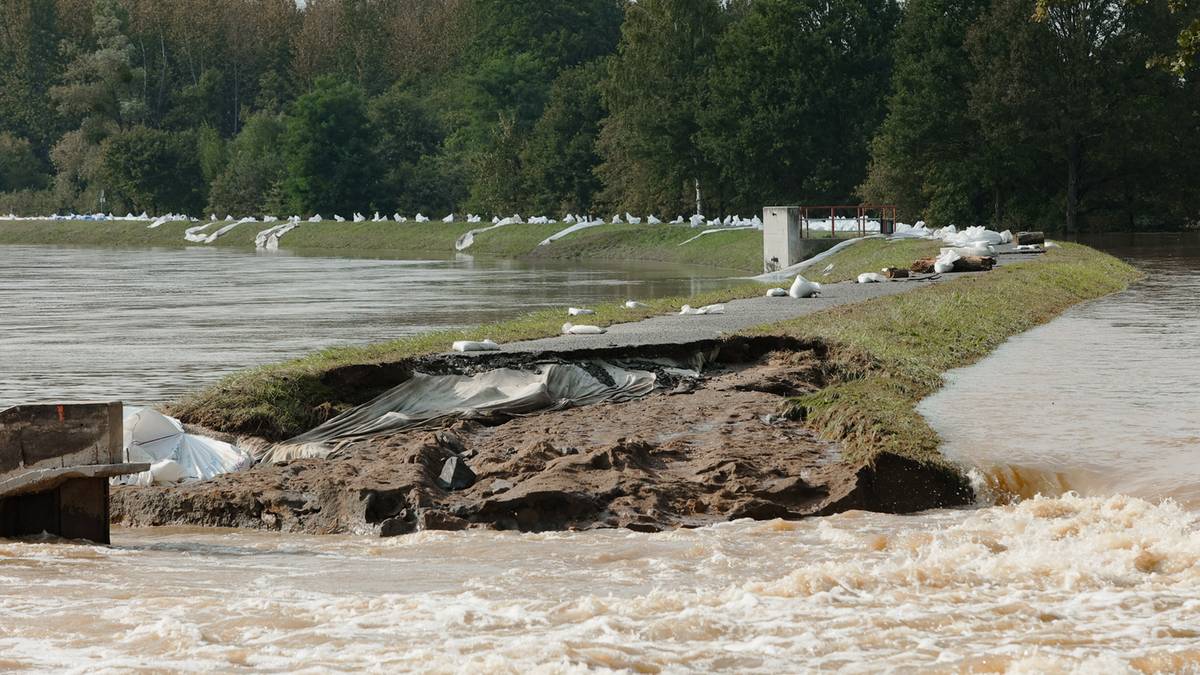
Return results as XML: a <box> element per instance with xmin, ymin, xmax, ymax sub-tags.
<box><xmin>1016</xmin><ymin>231</ymin><xmax>1045</xmax><ymax>245</ymax></box>
<box><xmin>882</xmin><ymin>267</ymin><xmax>910</xmax><ymax>279</ymax></box>
<box><xmin>910</xmin><ymin>255</ymin><xmax>996</xmax><ymax>274</ymax></box>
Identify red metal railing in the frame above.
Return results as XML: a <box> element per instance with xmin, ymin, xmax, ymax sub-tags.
<box><xmin>798</xmin><ymin>205</ymin><xmax>898</xmax><ymax>238</ymax></box>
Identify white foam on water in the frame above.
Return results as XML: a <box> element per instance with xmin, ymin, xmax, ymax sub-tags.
<box><xmin>1</xmin><ymin>494</ymin><xmax>1198</xmax><ymax>672</ymax></box>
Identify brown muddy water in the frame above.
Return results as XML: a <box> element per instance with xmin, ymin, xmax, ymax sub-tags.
<box><xmin>2</xmin><ymin>235</ymin><xmax>1199</xmax><ymax>672</ymax></box>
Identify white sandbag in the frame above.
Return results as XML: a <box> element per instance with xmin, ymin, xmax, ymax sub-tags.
<box><xmin>789</xmin><ymin>275</ymin><xmax>821</xmax><ymax>298</ymax></box>
<box><xmin>934</xmin><ymin>249</ymin><xmax>961</xmax><ymax>274</ymax></box>
<box><xmin>563</xmin><ymin>322</ymin><xmax>606</xmax><ymax>335</ymax></box>
<box><xmin>679</xmin><ymin>304</ymin><xmax>725</xmax><ymax>315</ymax></box>
<box><xmin>136</xmin><ymin>459</ymin><xmax>186</xmax><ymax>487</ymax></box>
<box><xmin>857</xmin><ymin>272</ymin><xmax>888</xmax><ymax>284</ymax></box>
<box><xmin>568</xmin><ymin>307</ymin><xmax>595</xmax><ymax>316</ymax></box>
<box><xmin>765</xmin><ymin>287</ymin><xmax>789</xmax><ymax>297</ymax></box>
<box><xmin>452</xmin><ymin>339</ymin><xmax>500</xmax><ymax>352</ymax></box>
<box><xmin>624</xmin><ymin>300</ymin><xmax>647</xmax><ymax>309</ymax></box>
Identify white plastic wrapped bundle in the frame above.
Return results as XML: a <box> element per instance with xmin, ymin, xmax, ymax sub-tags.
<box><xmin>123</xmin><ymin>408</ymin><xmax>253</xmax><ymax>484</ymax></box>
<box><xmin>679</xmin><ymin>303</ymin><xmax>725</xmax><ymax>315</ymax></box>
<box><xmin>563</xmin><ymin>322</ymin><xmax>606</xmax><ymax>335</ymax></box>
<box><xmin>568</xmin><ymin>307</ymin><xmax>595</xmax><ymax>316</ymax></box>
<box><xmin>452</xmin><ymin>339</ymin><xmax>500</xmax><ymax>352</ymax></box>
<box><xmin>934</xmin><ymin>249</ymin><xmax>961</xmax><ymax>273</ymax></box>
<box><xmin>789</xmin><ymin>276</ymin><xmax>821</xmax><ymax>298</ymax></box>
<box><xmin>857</xmin><ymin>272</ymin><xmax>888</xmax><ymax>283</ymax></box>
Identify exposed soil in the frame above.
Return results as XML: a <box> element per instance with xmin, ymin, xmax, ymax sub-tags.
<box><xmin>112</xmin><ymin>347</ymin><xmax>971</xmax><ymax>536</ymax></box>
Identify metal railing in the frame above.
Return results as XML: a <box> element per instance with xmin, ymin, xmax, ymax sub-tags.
<box><xmin>797</xmin><ymin>204</ymin><xmax>898</xmax><ymax>238</ymax></box>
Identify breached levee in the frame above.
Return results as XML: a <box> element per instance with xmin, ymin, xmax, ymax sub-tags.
<box><xmin>112</xmin><ymin>243</ymin><xmax>1140</xmax><ymax>536</ymax></box>
<box><xmin>111</xmin><ymin>337</ymin><xmax>972</xmax><ymax>536</ymax></box>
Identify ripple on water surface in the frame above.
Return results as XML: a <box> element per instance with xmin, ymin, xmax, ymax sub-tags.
<box><xmin>0</xmin><ymin>245</ymin><xmax>729</xmax><ymax>407</ymax></box>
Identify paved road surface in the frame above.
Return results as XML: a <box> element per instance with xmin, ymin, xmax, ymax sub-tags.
<box><xmin>463</xmin><ymin>248</ymin><xmax>1042</xmax><ymax>354</ymax></box>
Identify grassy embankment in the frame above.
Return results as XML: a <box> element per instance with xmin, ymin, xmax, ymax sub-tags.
<box><xmin>745</xmin><ymin>242</ymin><xmax>1142</xmax><ymax>469</ymax></box>
<box><xmin>0</xmin><ymin>218</ymin><xmax>778</xmax><ymax>272</ymax></box>
<box><xmin>470</xmin><ymin>222</ymin><xmax>765</xmax><ymax>273</ymax></box>
<box><xmin>0</xmin><ymin>219</ymin><xmax>475</xmax><ymax>253</ymax></box>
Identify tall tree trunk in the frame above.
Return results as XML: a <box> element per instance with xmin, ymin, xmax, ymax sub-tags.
<box><xmin>1065</xmin><ymin>135</ymin><xmax>1081</xmax><ymax>233</ymax></box>
<box><xmin>993</xmin><ymin>184</ymin><xmax>1001</xmax><ymax>227</ymax></box>
<box><xmin>694</xmin><ymin>177</ymin><xmax>702</xmax><ymax>215</ymax></box>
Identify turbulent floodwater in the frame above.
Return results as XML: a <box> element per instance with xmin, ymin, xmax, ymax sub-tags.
<box><xmin>921</xmin><ymin>233</ymin><xmax>1200</xmax><ymax>507</ymax></box>
<box><xmin>1</xmin><ymin>498</ymin><xmax>1198</xmax><ymax>672</ymax></box>
<box><xmin>2</xmin><ymin>235</ymin><xmax>1199</xmax><ymax>672</ymax></box>
<box><xmin>0</xmin><ymin>245</ymin><xmax>728</xmax><ymax>408</ymax></box>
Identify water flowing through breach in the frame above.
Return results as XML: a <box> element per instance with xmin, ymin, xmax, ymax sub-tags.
<box><xmin>1</xmin><ymin>494</ymin><xmax>1198</xmax><ymax>671</ymax></box>
<box><xmin>919</xmin><ymin>233</ymin><xmax>1200</xmax><ymax>507</ymax></box>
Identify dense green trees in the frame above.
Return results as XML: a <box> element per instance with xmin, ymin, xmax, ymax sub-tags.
<box><xmin>100</xmin><ymin>126</ymin><xmax>204</xmax><ymax>213</ymax></box>
<box><xmin>0</xmin><ymin>0</ymin><xmax>1195</xmax><ymax>229</ymax></box>
<box><xmin>597</xmin><ymin>0</ymin><xmax>728</xmax><ymax>214</ymax></box>
<box><xmin>281</xmin><ymin>78</ymin><xmax>380</xmax><ymax>215</ymax></box>
<box><xmin>701</xmin><ymin>0</ymin><xmax>899</xmax><ymax>213</ymax></box>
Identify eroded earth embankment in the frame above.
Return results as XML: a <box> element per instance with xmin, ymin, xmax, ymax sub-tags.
<box><xmin>112</xmin><ymin>337</ymin><xmax>971</xmax><ymax>535</ymax></box>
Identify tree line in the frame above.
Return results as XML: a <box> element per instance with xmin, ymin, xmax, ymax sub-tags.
<box><xmin>0</xmin><ymin>0</ymin><xmax>1195</xmax><ymax>231</ymax></box>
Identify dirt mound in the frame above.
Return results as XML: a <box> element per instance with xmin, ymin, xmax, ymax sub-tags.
<box><xmin>112</xmin><ymin>349</ymin><xmax>971</xmax><ymax>535</ymax></box>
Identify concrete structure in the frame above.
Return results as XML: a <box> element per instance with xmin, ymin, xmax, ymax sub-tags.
<box><xmin>762</xmin><ymin>206</ymin><xmax>804</xmax><ymax>272</ymax></box>
<box><xmin>0</xmin><ymin>402</ymin><xmax>147</xmax><ymax>543</ymax></box>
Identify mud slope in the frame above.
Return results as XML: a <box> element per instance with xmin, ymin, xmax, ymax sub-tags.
<box><xmin>113</xmin><ymin>343</ymin><xmax>971</xmax><ymax>535</ymax></box>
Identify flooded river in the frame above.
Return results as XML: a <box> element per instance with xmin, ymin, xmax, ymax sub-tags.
<box><xmin>0</xmin><ymin>245</ymin><xmax>728</xmax><ymax>408</ymax></box>
<box><xmin>2</xmin><ymin>235</ymin><xmax>1198</xmax><ymax>672</ymax></box>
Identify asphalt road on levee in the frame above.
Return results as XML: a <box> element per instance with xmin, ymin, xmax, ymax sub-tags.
<box><xmin>464</xmin><ymin>248</ymin><xmax>1043</xmax><ymax>354</ymax></box>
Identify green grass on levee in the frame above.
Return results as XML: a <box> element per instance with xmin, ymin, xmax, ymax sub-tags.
<box><xmin>743</xmin><ymin>243</ymin><xmax>1142</xmax><ymax>468</ymax></box>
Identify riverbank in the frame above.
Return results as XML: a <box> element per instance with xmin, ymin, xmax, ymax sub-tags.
<box><xmin>111</xmin><ymin>241</ymin><xmax>1140</xmax><ymax>534</ymax></box>
<box><xmin>0</xmin><ymin>218</ymin><xmax>770</xmax><ymax>273</ymax></box>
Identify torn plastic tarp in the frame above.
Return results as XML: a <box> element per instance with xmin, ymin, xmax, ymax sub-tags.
<box><xmin>120</xmin><ymin>408</ymin><xmax>254</xmax><ymax>485</ymax></box>
<box><xmin>263</xmin><ymin>362</ymin><xmax>660</xmax><ymax>462</ymax></box>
